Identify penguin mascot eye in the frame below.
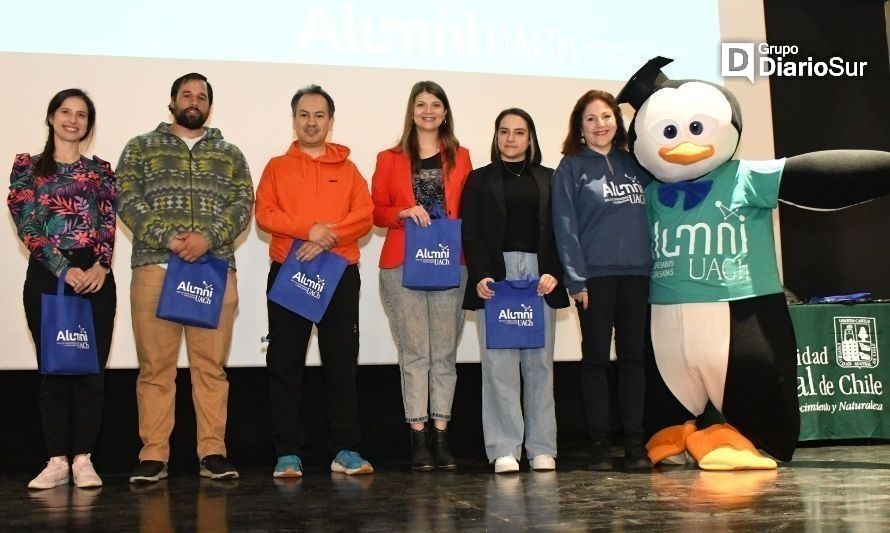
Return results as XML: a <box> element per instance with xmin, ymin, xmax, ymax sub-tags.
<box><xmin>687</xmin><ymin>115</ymin><xmax>717</xmax><ymax>137</ymax></box>
<box><xmin>649</xmin><ymin>120</ymin><xmax>680</xmax><ymax>142</ymax></box>
<box><xmin>631</xmin><ymin>83</ymin><xmax>740</xmax><ymax>184</ymax></box>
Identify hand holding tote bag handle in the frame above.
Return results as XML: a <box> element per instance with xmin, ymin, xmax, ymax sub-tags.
<box><xmin>267</xmin><ymin>239</ymin><xmax>349</xmax><ymax>323</ymax></box>
<box><xmin>40</xmin><ymin>267</ymin><xmax>100</xmax><ymax>375</ymax></box>
<box><xmin>484</xmin><ymin>275</ymin><xmax>546</xmax><ymax>350</ymax></box>
<box><xmin>156</xmin><ymin>253</ymin><xmax>229</xmax><ymax>328</ymax></box>
<box><xmin>403</xmin><ymin>203</ymin><xmax>462</xmax><ymax>290</ymax></box>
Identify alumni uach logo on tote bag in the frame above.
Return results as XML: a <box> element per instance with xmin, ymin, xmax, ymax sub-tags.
<box><xmin>267</xmin><ymin>240</ymin><xmax>348</xmax><ymax>323</ymax></box>
<box><xmin>403</xmin><ymin>204</ymin><xmax>461</xmax><ymax>290</ymax></box>
<box><xmin>40</xmin><ymin>268</ymin><xmax>99</xmax><ymax>375</ymax></box>
<box><xmin>484</xmin><ymin>276</ymin><xmax>546</xmax><ymax>350</ymax></box>
<box><xmin>156</xmin><ymin>253</ymin><xmax>228</xmax><ymax>328</ymax></box>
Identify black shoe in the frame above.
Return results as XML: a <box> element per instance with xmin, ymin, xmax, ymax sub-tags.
<box><xmin>432</xmin><ymin>427</ymin><xmax>457</xmax><ymax>470</ymax></box>
<box><xmin>129</xmin><ymin>460</ymin><xmax>168</xmax><ymax>484</ymax></box>
<box><xmin>200</xmin><ymin>455</ymin><xmax>239</xmax><ymax>480</ymax></box>
<box><xmin>588</xmin><ymin>441</ymin><xmax>613</xmax><ymax>471</ymax></box>
<box><xmin>410</xmin><ymin>427</ymin><xmax>435</xmax><ymax>471</ymax></box>
<box><xmin>624</xmin><ymin>443</ymin><xmax>653</xmax><ymax>470</ymax></box>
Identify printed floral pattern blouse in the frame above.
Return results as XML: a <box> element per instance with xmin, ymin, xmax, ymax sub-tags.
<box><xmin>8</xmin><ymin>153</ymin><xmax>117</xmax><ymax>276</ymax></box>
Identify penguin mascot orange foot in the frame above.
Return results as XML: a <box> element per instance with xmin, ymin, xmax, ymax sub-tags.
<box><xmin>615</xmin><ymin>57</ymin><xmax>890</xmax><ymax>471</ymax></box>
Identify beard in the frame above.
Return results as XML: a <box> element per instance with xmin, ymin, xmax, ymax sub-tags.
<box><xmin>173</xmin><ymin>106</ymin><xmax>208</xmax><ymax>130</ymax></box>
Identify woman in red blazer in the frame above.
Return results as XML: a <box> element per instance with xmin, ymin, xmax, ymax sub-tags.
<box><xmin>371</xmin><ymin>81</ymin><xmax>472</xmax><ymax>471</ymax></box>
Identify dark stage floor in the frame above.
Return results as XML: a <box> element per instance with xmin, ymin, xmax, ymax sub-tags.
<box><xmin>2</xmin><ymin>445</ymin><xmax>889</xmax><ymax>532</ymax></box>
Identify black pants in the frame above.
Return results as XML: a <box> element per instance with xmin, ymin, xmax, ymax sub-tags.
<box><xmin>266</xmin><ymin>262</ymin><xmax>362</xmax><ymax>456</ymax></box>
<box><xmin>23</xmin><ymin>254</ymin><xmax>116</xmax><ymax>457</ymax></box>
<box><xmin>576</xmin><ymin>275</ymin><xmax>648</xmax><ymax>445</ymax></box>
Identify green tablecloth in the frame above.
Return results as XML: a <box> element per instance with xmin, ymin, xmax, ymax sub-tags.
<box><xmin>790</xmin><ymin>303</ymin><xmax>889</xmax><ymax>440</ymax></box>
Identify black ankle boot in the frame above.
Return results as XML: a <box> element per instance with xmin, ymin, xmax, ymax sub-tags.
<box><xmin>410</xmin><ymin>427</ymin><xmax>435</xmax><ymax>471</ymax></box>
<box><xmin>588</xmin><ymin>440</ymin><xmax>613</xmax><ymax>471</ymax></box>
<box><xmin>432</xmin><ymin>427</ymin><xmax>457</xmax><ymax>470</ymax></box>
<box><xmin>624</xmin><ymin>441</ymin><xmax>653</xmax><ymax>470</ymax></box>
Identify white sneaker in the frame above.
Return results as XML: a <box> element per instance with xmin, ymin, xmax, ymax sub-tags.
<box><xmin>72</xmin><ymin>454</ymin><xmax>103</xmax><ymax>488</ymax></box>
<box><xmin>530</xmin><ymin>454</ymin><xmax>556</xmax><ymax>471</ymax></box>
<box><xmin>494</xmin><ymin>456</ymin><xmax>519</xmax><ymax>474</ymax></box>
<box><xmin>28</xmin><ymin>456</ymin><xmax>69</xmax><ymax>489</ymax></box>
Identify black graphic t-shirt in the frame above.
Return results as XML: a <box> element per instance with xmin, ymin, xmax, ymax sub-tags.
<box><xmin>413</xmin><ymin>153</ymin><xmax>445</xmax><ymax>213</ymax></box>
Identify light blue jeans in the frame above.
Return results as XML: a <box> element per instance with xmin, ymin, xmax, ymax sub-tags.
<box><xmin>477</xmin><ymin>252</ymin><xmax>557</xmax><ymax>462</ymax></box>
<box><xmin>380</xmin><ymin>266</ymin><xmax>467</xmax><ymax>423</ymax></box>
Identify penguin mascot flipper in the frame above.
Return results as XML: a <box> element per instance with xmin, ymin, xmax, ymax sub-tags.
<box><xmin>779</xmin><ymin>150</ymin><xmax>890</xmax><ymax>209</ymax></box>
<box><xmin>617</xmin><ymin>57</ymin><xmax>890</xmax><ymax>471</ymax></box>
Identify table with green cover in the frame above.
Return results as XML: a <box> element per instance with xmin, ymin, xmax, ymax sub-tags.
<box><xmin>790</xmin><ymin>303</ymin><xmax>889</xmax><ymax>440</ymax></box>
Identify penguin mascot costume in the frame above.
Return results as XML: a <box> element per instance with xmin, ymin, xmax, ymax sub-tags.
<box><xmin>615</xmin><ymin>56</ymin><xmax>890</xmax><ymax>470</ymax></box>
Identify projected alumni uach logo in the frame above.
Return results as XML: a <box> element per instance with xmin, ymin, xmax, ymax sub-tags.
<box><xmin>282</xmin><ymin>2</ymin><xmax>721</xmax><ymax>81</ymax></box>
<box><xmin>1</xmin><ymin>1</ymin><xmax>723</xmax><ymax>82</ymax></box>
<box><xmin>721</xmin><ymin>42</ymin><xmax>868</xmax><ymax>82</ymax></box>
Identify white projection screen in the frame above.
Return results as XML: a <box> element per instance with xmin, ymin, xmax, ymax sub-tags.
<box><xmin>0</xmin><ymin>0</ymin><xmax>774</xmax><ymax>368</ymax></box>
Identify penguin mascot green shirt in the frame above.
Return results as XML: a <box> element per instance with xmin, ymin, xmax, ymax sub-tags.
<box><xmin>616</xmin><ymin>57</ymin><xmax>890</xmax><ymax>470</ymax></box>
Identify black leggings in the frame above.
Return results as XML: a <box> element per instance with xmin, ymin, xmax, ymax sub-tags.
<box><xmin>23</xmin><ymin>255</ymin><xmax>116</xmax><ymax>457</ymax></box>
<box><xmin>576</xmin><ymin>275</ymin><xmax>648</xmax><ymax>444</ymax></box>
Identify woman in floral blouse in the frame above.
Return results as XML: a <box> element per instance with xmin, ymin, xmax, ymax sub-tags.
<box><xmin>7</xmin><ymin>88</ymin><xmax>117</xmax><ymax>490</ymax></box>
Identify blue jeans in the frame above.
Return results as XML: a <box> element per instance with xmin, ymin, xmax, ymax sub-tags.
<box><xmin>380</xmin><ymin>266</ymin><xmax>467</xmax><ymax>423</ymax></box>
<box><xmin>477</xmin><ymin>252</ymin><xmax>557</xmax><ymax>462</ymax></box>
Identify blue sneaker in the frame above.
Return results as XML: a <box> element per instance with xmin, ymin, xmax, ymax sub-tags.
<box><xmin>273</xmin><ymin>455</ymin><xmax>303</xmax><ymax>478</ymax></box>
<box><xmin>330</xmin><ymin>450</ymin><xmax>374</xmax><ymax>475</ymax></box>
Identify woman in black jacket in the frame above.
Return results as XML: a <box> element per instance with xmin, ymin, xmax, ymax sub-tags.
<box><xmin>461</xmin><ymin>108</ymin><xmax>569</xmax><ymax>473</ymax></box>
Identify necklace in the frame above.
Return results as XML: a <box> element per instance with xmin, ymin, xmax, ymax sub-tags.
<box><xmin>501</xmin><ymin>160</ymin><xmax>526</xmax><ymax>177</ymax></box>
<box><xmin>55</xmin><ymin>156</ymin><xmax>82</xmax><ymax>166</ymax></box>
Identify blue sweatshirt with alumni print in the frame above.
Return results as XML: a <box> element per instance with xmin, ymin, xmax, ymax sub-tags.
<box><xmin>551</xmin><ymin>146</ymin><xmax>652</xmax><ymax>294</ymax></box>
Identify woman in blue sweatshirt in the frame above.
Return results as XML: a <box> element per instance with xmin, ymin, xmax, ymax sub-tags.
<box><xmin>551</xmin><ymin>90</ymin><xmax>652</xmax><ymax>470</ymax></box>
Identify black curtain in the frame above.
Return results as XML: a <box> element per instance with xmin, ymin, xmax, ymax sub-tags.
<box><xmin>765</xmin><ymin>0</ymin><xmax>890</xmax><ymax>299</ymax></box>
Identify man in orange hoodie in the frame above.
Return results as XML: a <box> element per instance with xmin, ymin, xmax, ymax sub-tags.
<box><xmin>256</xmin><ymin>85</ymin><xmax>374</xmax><ymax>478</ymax></box>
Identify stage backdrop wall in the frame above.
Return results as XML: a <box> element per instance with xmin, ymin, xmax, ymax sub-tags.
<box><xmin>0</xmin><ymin>0</ymin><xmax>774</xmax><ymax>369</ymax></box>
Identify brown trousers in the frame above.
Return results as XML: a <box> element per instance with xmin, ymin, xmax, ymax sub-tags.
<box><xmin>130</xmin><ymin>265</ymin><xmax>239</xmax><ymax>461</ymax></box>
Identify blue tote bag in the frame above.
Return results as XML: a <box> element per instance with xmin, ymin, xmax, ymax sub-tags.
<box><xmin>268</xmin><ymin>240</ymin><xmax>349</xmax><ymax>323</ymax></box>
<box><xmin>403</xmin><ymin>204</ymin><xmax>461</xmax><ymax>290</ymax></box>
<box><xmin>156</xmin><ymin>253</ymin><xmax>229</xmax><ymax>328</ymax></box>
<box><xmin>484</xmin><ymin>276</ymin><xmax>546</xmax><ymax>349</ymax></box>
<box><xmin>40</xmin><ymin>268</ymin><xmax>100</xmax><ymax>375</ymax></box>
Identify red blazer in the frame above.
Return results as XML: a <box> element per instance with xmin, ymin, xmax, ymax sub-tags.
<box><xmin>372</xmin><ymin>146</ymin><xmax>472</xmax><ymax>268</ymax></box>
